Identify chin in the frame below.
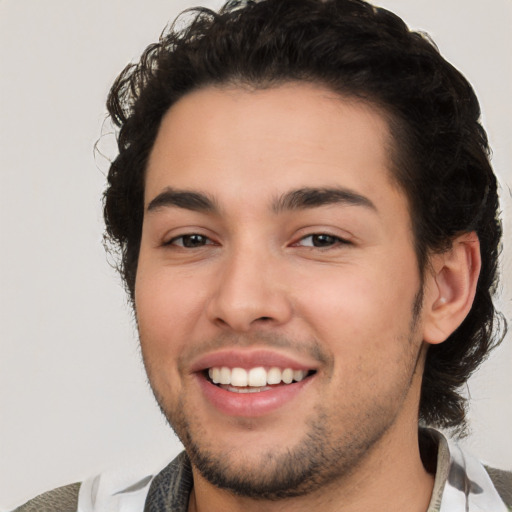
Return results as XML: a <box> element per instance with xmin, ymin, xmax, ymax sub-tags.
<box><xmin>163</xmin><ymin>395</ymin><xmax>390</xmax><ymax>500</ymax></box>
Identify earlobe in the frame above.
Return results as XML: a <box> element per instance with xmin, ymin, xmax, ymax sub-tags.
<box><xmin>423</xmin><ymin>232</ymin><xmax>481</xmax><ymax>345</ymax></box>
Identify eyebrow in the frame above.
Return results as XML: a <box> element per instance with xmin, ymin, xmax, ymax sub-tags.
<box><xmin>147</xmin><ymin>188</ymin><xmax>218</xmax><ymax>213</ymax></box>
<box><xmin>272</xmin><ymin>187</ymin><xmax>377</xmax><ymax>213</ymax></box>
<box><xmin>146</xmin><ymin>186</ymin><xmax>376</xmax><ymax>215</ymax></box>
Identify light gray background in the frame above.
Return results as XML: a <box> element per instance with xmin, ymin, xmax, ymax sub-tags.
<box><xmin>1</xmin><ymin>0</ymin><xmax>511</xmax><ymax>508</ymax></box>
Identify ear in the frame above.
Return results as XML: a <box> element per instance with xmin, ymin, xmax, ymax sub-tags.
<box><xmin>422</xmin><ymin>232</ymin><xmax>481</xmax><ymax>345</ymax></box>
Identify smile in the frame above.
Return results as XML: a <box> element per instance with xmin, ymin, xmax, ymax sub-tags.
<box><xmin>191</xmin><ymin>349</ymin><xmax>318</xmax><ymax>416</ymax></box>
<box><xmin>207</xmin><ymin>366</ymin><xmax>310</xmax><ymax>391</ymax></box>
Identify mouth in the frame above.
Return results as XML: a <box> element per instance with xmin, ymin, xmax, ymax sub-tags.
<box><xmin>205</xmin><ymin>366</ymin><xmax>316</xmax><ymax>393</ymax></box>
<box><xmin>191</xmin><ymin>349</ymin><xmax>319</xmax><ymax>416</ymax></box>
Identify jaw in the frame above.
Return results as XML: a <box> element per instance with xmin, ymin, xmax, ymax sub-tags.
<box><xmin>179</xmin><ymin>387</ymin><xmax>428</xmax><ymax>511</ymax></box>
<box><xmin>155</xmin><ymin>357</ymin><xmax>424</xmax><ymax>494</ymax></box>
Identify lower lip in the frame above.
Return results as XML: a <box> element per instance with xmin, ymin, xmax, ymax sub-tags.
<box><xmin>196</xmin><ymin>373</ymin><xmax>313</xmax><ymax>417</ymax></box>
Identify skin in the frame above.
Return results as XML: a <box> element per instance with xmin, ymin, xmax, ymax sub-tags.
<box><xmin>135</xmin><ymin>83</ymin><xmax>478</xmax><ymax>512</ymax></box>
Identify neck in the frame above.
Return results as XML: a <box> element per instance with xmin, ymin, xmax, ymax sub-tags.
<box><xmin>188</xmin><ymin>424</ymin><xmax>435</xmax><ymax>512</ymax></box>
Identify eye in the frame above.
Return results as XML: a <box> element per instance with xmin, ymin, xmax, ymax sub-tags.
<box><xmin>296</xmin><ymin>234</ymin><xmax>349</xmax><ymax>248</ymax></box>
<box><xmin>167</xmin><ymin>234</ymin><xmax>214</xmax><ymax>248</ymax></box>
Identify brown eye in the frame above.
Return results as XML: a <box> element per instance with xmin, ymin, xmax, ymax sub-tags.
<box><xmin>310</xmin><ymin>234</ymin><xmax>337</xmax><ymax>247</ymax></box>
<box><xmin>170</xmin><ymin>234</ymin><xmax>211</xmax><ymax>248</ymax></box>
<box><xmin>297</xmin><ymin>234</ymin><xmax>348</xmax><ymax>247</ymax></box>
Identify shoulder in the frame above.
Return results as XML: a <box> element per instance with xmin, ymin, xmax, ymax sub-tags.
<box><xmin>485</xmin><ymin>466</ymin><xmax>512</xmax><ymax>509</ymax></box>
<box><xmin>8</xmin><ymin>455</ymin><xmax>184</xmax><ymax>512</ymax></box>
<box><xmin>11</xmin><ymin>483</ymin><xmax>81</xmax><ymax>512</ymax></box>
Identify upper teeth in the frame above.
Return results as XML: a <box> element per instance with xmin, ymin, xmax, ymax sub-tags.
<box><xmin>208</xmin><ymin>366</ymin><xmax>308</xmax><ymax>387</ymax></box>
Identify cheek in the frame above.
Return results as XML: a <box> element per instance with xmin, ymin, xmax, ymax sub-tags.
<box><xmin>296</xmin><ymin>266</ymin><xmax>421</xmax><ymax>407</ymax></box>
<box><xmin>294</xmin><ymin>256</ymin><xmax>420</xmax><ymax>357</ymax></box>
<box><xmin>135</xmin><ymin>264</ymin><xmax>207</xmax><ymax>360</ymax></box>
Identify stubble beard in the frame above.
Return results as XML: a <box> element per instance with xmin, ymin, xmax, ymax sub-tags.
<box><xmin>145</xmin><ymin>290</ymin><xmax>425</xmax><ymax>500</ymax></box>
<box><xmin>164</xmin><ymin>397</ymin><xmax>400</xmax><ymax>500</ymax></box>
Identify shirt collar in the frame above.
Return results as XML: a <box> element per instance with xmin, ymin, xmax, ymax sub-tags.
<box><xmin>424</xmin><ymin>428</ymin><xmax>509</xmax><ymax>512</ymax></box>
<box><xmin>139</xmin><ymin>429</ymin><xmax>510</xmax><ymax>512</ymax></box>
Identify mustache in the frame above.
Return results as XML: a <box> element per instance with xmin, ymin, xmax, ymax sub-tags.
<box><xmin>177</xmin><ymin>331</ymin><xmax>332</xmax><ymax>372</ymax></box>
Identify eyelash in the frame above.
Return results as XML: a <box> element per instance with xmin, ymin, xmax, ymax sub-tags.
<box><xmin>293</xmin><ymin>233</ymin><xmax>351</xmax><ymax>248</ymax></box>
<box><xmin>165</xmin><ymin>233</ymin><xmax>350</xmax><ymax>249</ymax></box>
<box><xmin>166</xmin><ymin>234</ymin><xmax>215</xmax><ymax>248</ymax></box>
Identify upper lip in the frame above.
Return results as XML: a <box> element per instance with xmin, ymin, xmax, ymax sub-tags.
<box><xmin>189</xmin><ymin>348</ymin><xmax>319</xmax><ymax>373</ymax></box>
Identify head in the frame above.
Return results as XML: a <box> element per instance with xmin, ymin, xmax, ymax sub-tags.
<box><xmin>103</xmin><ymin>0</ymin><xmax>503</xmax><ymax>483</ymax></box>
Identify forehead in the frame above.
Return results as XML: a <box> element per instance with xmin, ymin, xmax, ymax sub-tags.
<box><xmin>145</xmin><ymin>83</ymin><xmax>406</xmax><ymax>217</ymax></box>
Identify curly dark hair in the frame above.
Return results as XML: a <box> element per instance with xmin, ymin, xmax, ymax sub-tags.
<box><xmin>104</xmin><ymin>0</ymin><xmax>504</xmax><ymax>433</ymax></box>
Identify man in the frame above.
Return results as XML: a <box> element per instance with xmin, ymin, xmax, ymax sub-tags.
<box><xmin>13</xmin><ymin>0</ymin><xmax>511</xmax><ymax>510</ymax></box>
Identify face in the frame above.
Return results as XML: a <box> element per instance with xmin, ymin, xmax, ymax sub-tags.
<box><xmin>136</xmin><ymin>84</ymin><xmax>428</xmax><ymax>498</ymax></box>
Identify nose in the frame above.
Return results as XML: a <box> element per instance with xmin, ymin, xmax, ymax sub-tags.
<box><xmin>206</xmin><ymin>246</ymin><xmax>293</xmax><ymax>332</ymax></box>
